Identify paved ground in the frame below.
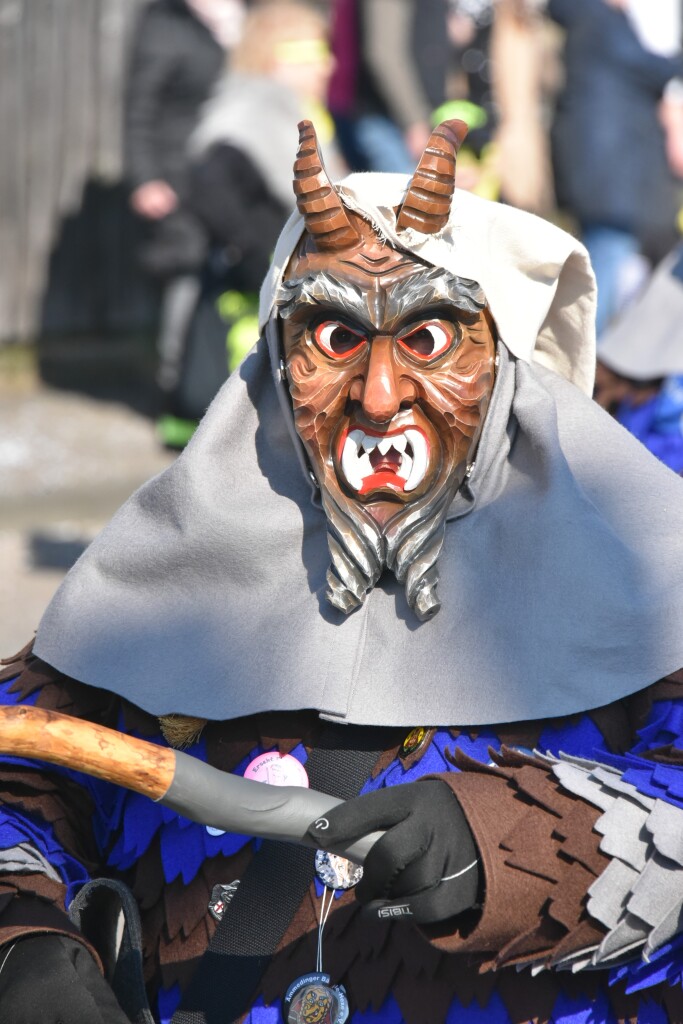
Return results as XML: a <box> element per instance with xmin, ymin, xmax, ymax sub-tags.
<box><xmin>0</xmin><ymin>362</ymin><xmax>175</xmax><ymax>655</ymax></box>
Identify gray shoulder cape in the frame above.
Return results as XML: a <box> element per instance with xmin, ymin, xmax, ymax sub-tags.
<box><xmin>33</xmin><ymin>341</ymin><xmax>683</xmax><ymax>727</ymax></box>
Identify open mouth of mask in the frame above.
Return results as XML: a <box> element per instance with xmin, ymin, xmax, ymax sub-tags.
<box><xmin>339</xmin><ymin>426</ymin><xmax>430</xmax><ymax>495</ymax></box>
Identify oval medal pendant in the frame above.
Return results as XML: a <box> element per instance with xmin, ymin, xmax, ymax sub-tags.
<box><xmin>283</xmin><ymin>973</ymin><xmax>349</xmax><ymax>1024</ymax></box>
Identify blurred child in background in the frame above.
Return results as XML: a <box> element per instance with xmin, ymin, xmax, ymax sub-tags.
<box><xmin>169</xmin><ymin>2</ymin><xmax>342</xmax><ymax>434</ymax></box>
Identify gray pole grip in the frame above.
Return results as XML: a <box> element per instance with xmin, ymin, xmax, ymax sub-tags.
<box><xmin>161</xmin><ymin>748</ymin><xmax>383</xmax><ymax>864</ymax></box>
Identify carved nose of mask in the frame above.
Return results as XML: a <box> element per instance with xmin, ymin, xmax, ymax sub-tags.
<box><xmin>360</xmin><ymin>339</ymin><xmax>401</xmax><ymax>423</ymax></box>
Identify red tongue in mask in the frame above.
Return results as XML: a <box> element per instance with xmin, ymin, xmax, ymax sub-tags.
<box><xmin>369</xmin><ymin>446</ymin><xmax>402</xmax><ymax>475</ymax></box>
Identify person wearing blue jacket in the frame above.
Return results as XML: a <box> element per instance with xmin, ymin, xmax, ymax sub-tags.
<box><xmin>548</xmin><ymin>0</ymin><xmax>683</xmax><ymax>333</ymax></box>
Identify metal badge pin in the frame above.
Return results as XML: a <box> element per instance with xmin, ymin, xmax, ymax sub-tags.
<box><xmin>399</xmin><ymin>726</ymin><xmax>430</xmax><ymax>760</ymax></box>
<box><xmin>244</xmin><ymin>751</ymin><xmax>310</xmax><ymax>788</ymax></box>
<box><xmin>208</xmin><ymin>881</ymin><xmax>240</xmax><ymax>921</ymax></box>
<box><xmin>206</xmin><ymin>752</ymin><xmax>309</xmax><ymax>835</ymax></box>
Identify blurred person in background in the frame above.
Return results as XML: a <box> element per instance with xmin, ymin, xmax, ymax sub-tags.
<box><xmin>594</xmin><ymin>239</ymin><xmax>683</xmax><ymax>473</ymax></box>
<box><xmin>546</xmin><ymin>0</ymin><xmax>683</xmax><ymax>335</ymax></box>
<box><xmin>329</xmin><ymin>0</ymin><xmax>449</xmax><ymax>172</ymax></box>
<box><xmin>173</xmin><ymin>0</ymin><xmax>342</xmax><ymax>432</ymax></box>
<box><xmin>444</xmin><ymin>0</ymin><xmax>497</xmax><ymax>152</ymax></box>
<box><xmin>435</xmin><ymin>0</ymin><xmax>501</xmax><ymax>200</ymax></box>
<box><xmin>124</xmin><ymin>0</ymin><xmax>246</xmax><ymax>448</ymax></box>
<box><xmin>489</xmin><ymin>0</ymin><xmax>558</xmax><ymax>214</ymax></box>
<box><xmin>494</xmin><ymin>0</ymin><xmax>683</xmax><ymax>467</ymax></box>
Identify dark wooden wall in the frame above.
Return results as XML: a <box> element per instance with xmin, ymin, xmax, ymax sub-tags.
<box><xmin>0</xmin><ymin>0</ymin><xmax>155</xmax><ymax>344</ymax></box>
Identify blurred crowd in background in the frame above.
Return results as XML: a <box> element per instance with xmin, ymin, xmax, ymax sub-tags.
<box><xmin>112</xmin><ymin>0</ymin><xmax>683</xmax><ymax>467</ymax></box>
<box><xmin>3</xmin><ymin>0</ymin><xmax>683</xmax><ymax>582</ymax></box>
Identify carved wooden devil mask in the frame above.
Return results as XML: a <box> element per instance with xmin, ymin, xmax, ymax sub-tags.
<box><xmin>276</xmin><ymin>120</ymin><xmax>497</xmax><ymax>621</ymax></box>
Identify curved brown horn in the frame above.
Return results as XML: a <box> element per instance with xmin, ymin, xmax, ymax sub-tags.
<box><xmin>293</xmin><ymin>120</ymin><xmax>360</xmax><ymax>251</ymax></box>
<box><xmin>395</xmin><ymin>119</ymin><xmax>468</xmax><ymax>235</ymax></box>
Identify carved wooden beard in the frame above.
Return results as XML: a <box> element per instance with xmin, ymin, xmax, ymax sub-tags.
<box><xmin>278</xmin><ymin>214</ymin><xmax>497</xmax><ymax>621</ymax></box>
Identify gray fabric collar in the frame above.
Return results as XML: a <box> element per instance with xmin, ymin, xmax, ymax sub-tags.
<box><xmin>34</xmin><ymin>341</ymin><xmax>683</xmax><ymax>727</ymax></box>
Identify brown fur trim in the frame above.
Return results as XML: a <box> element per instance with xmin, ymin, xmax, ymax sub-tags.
<box><xmin>0</xmin><ymin>874</ymin><xmax>67</xmax><ymax>906</ymax></box>
<box><xmin>0</xmin><ymin>893</ymin><xmax>103</xmax><ymax>971</ymax></box>
<box><xmin>158</xmin><ymin>714</ymin><xmax>207</xmax><ymax>749</ymax></box>
<box><xmin>589</xmin><ymin>700</ymin><xmax>637</xmax><ymax>754</ymax></box>
<box><xmin>430</xmin><ymin>754</ymin><xmax>609</xmax><ymax>971</ymax></box>
<box><xmin>445</xmin><ymin>677</ymin><xmax>683</xmax><ymax>763</ymax></box>
<box><xmin>371</xmin><ymin>742</ymin><xmax>403</xmax><ymax>778</ymax></box>
<box><xmin>647</xmin><ymin>674</ymin><xmax>683</xmax><ymax>700</ymax></box>
<box><xmin>0</xmin><ymin>638</ymin><xmax>34</xmax><ymax>668</ymax></box>
<box><xmin>132</xmin><ymin>838</ymin><xmax>255</xmax><ymax>995</ymax></box>
<box><xmin>257</xmin><ymin>711</ymin><xmax>320</xmax><ymax>755</ymax></box>
<box><xmin>0</xmin><ymin>640</ymin><xmax>35</xmax><ymax>685</ymax></box>
<box><xmin>640</xmin><ymin>742</ymin><xmax>683</xmax><ymax>764</ymax></box>
<box><xmin>0</xmin><ymin>766</ymin><xmax>100</xmax><ymax>871</ymax></box>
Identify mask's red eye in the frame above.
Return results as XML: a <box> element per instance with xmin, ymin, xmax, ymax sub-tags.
<box><xmin>313</xmin><ymin>321</ymin><xmax>367</xmax><ymax>359</ymax></box>
<box><xmin>398</xmin><ymin>321</ymin><xmax>455</xmax><ymax>361</ymax></box>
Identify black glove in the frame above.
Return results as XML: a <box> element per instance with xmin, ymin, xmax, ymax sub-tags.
<box><xmin>0</xmin><ymin>934</ymin><xmax>131</xmax><ymax>1024</ymax></box>
<box><xmin>306</xmin><ymin>779</ymin><xmax>480</xmax><ymax>924</ymax></box>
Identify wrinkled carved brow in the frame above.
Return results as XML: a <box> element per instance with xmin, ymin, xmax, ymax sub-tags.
<box><xmin>276</xmin><ymin>272</ymin><xmax>368</xmax><ymax>322</ymax></box>
<box><xmin>385</xmin><ymin>266</ymin><xmax>485</xmax><ymax>321</ymax></box>
<box><xmin>276</xmin><ymin>266</ymin><xmax>486</xmax><ymax>325</ymax></box>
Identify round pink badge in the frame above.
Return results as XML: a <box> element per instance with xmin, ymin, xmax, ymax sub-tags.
<box><xmin>244</xmin><ymin>751</ymin><xmax>309</xmax><ymax>788</ymax></box>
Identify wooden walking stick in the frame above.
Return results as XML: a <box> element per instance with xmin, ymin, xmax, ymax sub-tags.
<box><xmin>0</xmin><ymin>705</ymin><xmax>381</xmax><ymax>863</ymax></box>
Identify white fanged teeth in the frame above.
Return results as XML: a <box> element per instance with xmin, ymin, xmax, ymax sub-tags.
<box><xmin>403</xmin><ymin>429</ymin><xmax>428</xmax><ymax>492</ymax></box>
<box><xmin>341</xmin><ymin>428</ymin><xmax>429</xmax><ymax>494</ymax></box>
<box><xmin>399</xmin><ymin>453</ymin><xmax>413</xmax><ymax>481</ymax></box>
<box><xmin>342</xmin><ymin>430</ymin><xmax>367</xmax><ymax>491</ymax></box>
